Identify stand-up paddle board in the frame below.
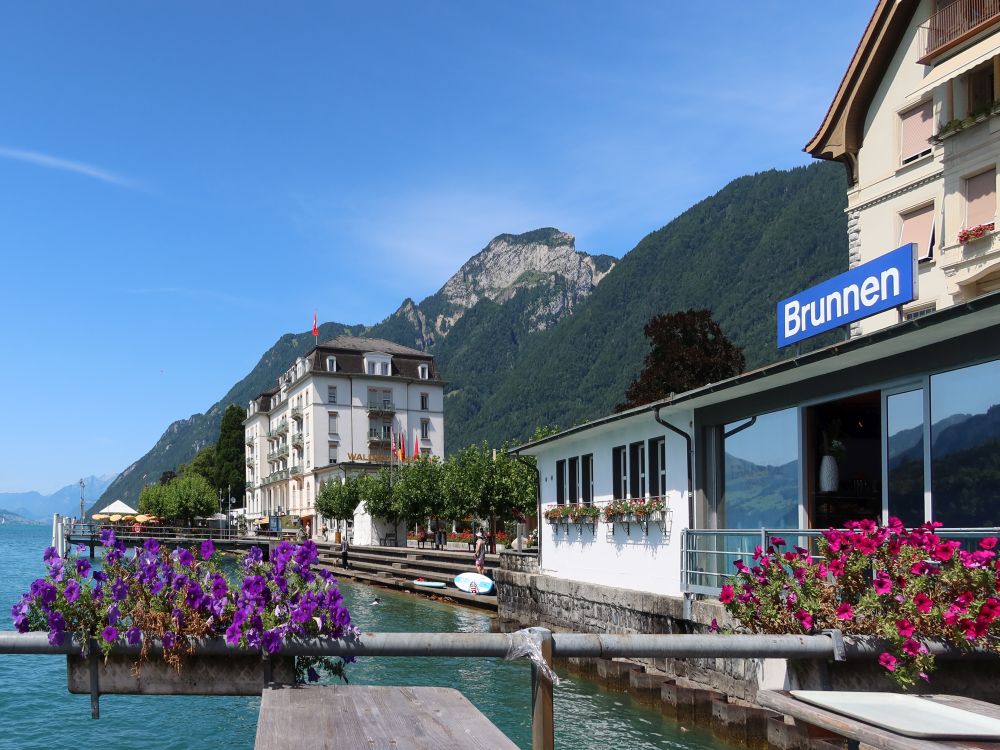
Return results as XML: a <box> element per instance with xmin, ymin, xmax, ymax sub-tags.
<box><xmin>412</xmin><ymin>579</ymin><xmax>446</xmax><ymax>588</ymax></box>
<box><xmin>454</xmin><ymin>572</ymin><xmax>494</xmax><ymax>595</ymax></box>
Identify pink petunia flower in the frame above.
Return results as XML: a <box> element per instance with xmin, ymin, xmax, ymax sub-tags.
<box><xmin>878</xmin><ymin>652</ymin><xmax>897</xmax><ymax>671</ymax></box>
<box><xmin>795</xmin><ymin>608</ymin><xmax>813</xmax><ymax>631</ymax></box>
<box><xmin>896</xmin><ymin>619</ymin><xmax>915</xmax><ymax>638</ymax></box>
<box><xmin>719</xmin><ymin>585</ymin><xmax>734</xmax><ymax>604</ymax></box>
<box><xmin>873</xmin><ymin>572</ymin><xmax>892</xmax><ymax>595</ymax></box>
<box><xmin>913</xmin><ymin>593</ymin><xmax>933</xmax><ymax>613</ymax></box>
<box><xmin>835</xmin><ymin>603</ymin><xmax>854</xmax><ymax>621</ymax></box>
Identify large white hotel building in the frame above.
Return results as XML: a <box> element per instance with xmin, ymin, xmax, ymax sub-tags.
<box><xmin>243</xmin><ymin>336</ymin><xmax>444</xmax><ymax>528</ymax></box>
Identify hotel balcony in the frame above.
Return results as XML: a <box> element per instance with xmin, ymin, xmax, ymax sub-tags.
<box><xmin>291</xmin><ymin>406</ymin><xmax>303</xmax><ymax>420</ymax></box>
<box><xmin>246</xmin><ymin>456</ymin><xmax>254</xmax><ymax>467</ymax></box>
<box><xmin>918</xmin><ymin>0</ymin><xmax>1000</xmax><ymax>63</ymax></box>
<box><xmin>367</xmin><ymin>399</ymin><xmax>396</xmax><ymax>415</ymax></box>
<box><xmin>245</xmin><ymin>436</ymin><xmax>254</xmax><ymax>447</ymax></box>
<box><xmin>262</xmin><ymin>468</ymin><xmax>289</xmax><ymax>486</ymax></box>
<box><xmin>290</xmin><ymin>465</ymin><xmax>302</xmax><ymax>477</ymax></box>
<box><xmin>368</xmin><ymin>429</ymin><xmax>391</xmax><ymax>445</ymax></box>
<box><xmin>291</xmin><ymin>431</ymin><xmax>304</xmax><ymax>448</ymax></box>
<box><xmin>246</xmin><ymin>480</ymin><xmax>255</xmax><ymax>490</ymax></box>
<box><xmin>268</xmin><ymin>446</ymin><xmax>289</xmax><ymax>461</ymax></box>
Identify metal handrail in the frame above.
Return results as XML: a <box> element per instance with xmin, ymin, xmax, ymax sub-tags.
<box><xmin>2</xmin><ymin>628</ymin><xmax>994</xmax><ymax>749</ymax></box>
<box><xmin>919</xmin><ymin>0</ymin><xmax>1000</xmax><ymax>60</ymax></box>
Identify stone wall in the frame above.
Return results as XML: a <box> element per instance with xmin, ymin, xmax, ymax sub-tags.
<box><xmin>495</xmin><ymin>567</ymin><xmax>1000</xmax><ymax>702</ymax></box>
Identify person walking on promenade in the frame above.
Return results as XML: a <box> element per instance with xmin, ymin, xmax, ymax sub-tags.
<box><xmin>474</xmin><ymin>529</ymin><xmax>487</xmax><ymax>576</ymax></box>
<box><xmin>340</xmin><ymin>533</ymin><xmax>350</xmax><ymax>569</ymax></box>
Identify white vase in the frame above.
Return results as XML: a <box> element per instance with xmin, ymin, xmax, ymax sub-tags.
<box><xmin>819</xmin><ymin>455</ymin><xmax>839</xmax><ymax>493</ymax></box>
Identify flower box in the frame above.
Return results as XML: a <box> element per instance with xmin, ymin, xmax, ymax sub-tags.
<box><xmin>66</xmin><ymin>649</ymin><xmax>296</xmax><ymax>695</ymax></box>
<box><xmin>958</xmin><ymin>222</ymin><xmax>995</xmax><ymax>244</ymax></box>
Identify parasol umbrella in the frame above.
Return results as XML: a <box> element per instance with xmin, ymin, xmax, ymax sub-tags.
<box><xmin>109</xmin><ymin>514</ymin><xmax>123</xmax><ymax>522</ymax></box>
<box><xmin>92</xmin><ymin>514</ymin><xmax>109</xmax><ymax>521</ymax></box>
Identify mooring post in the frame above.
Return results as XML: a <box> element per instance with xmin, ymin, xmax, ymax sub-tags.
<box><xmin>529</xmin><ymin>627</ymin><xmax>554</xmax><ymax>750</ymax></box>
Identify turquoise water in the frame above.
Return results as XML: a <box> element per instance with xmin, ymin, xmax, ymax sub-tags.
<box><xmin>0</xmin><ymin>524</ymin><xmax>732</xmax><ymax>750</ymax></box>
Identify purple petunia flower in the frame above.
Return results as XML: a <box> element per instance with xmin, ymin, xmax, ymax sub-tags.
<box><xmin>102</xmin><ymin>626</ymin><xmax>118</xmax><ymax>643</ymax></box>
<box><xmin>43</xmin><ymin>546</ymin><xmax>60</xmax><ymax>563</ymax></box>
<box><xmin>144</xmin><ymin>538</ymin><xmax>160</xmax><ymax>555</ymax></box>
<box><xmin>262</xmin><ymin>629</ymin><xmax>283</xmax><ymax>654</ymax></box>
<box><xmin>210</xmin><ymin>575</ymin><xmax>228</xmax><ymax>600</ymax></box>
<box><xmin>162</xmin><ymin>631</ymin><xmax>176</xmax><ymax>650</ymax></box>
<box><xmin>64</xmin><ymin>579</ymin><xmax>81</xmax><ymax>603</ymax></box>
<box><xmin>48</xmin><ymin>611</ymin><xmax>66</xmax><ymax>632</ymax></box>
<box><xmin>48</xmin><ymin>629</ymin><xmax>66</xmax><ymax>646</ymax></box>
<box><xmin>92</xmin><ymin>570</ymin><xmax>107</xmax><ymax>583</ymax></box>
<box><xmin>99</xmin><ymin>528</ymin><xmax>116</xmax><ymax>547</ymax></box>
<box><xmin>225</xmin><ymin>623</ymin><xmax>242</xmax><ymax>646</ymax></box>
<box><xmin>107</xmin><ymin>605</ymin><xmax>120</xmax><ymax>627</ymax></box>
<box><xmin>125</xmin><ymin>627</ymin><xmax>142</xmax><ymax>646</ymax></box>
<box><xmin>111</xmin><ymin>577</ymin><xmax>128</xmax><ymax>602</ymax></box>
<box><xmin>200</xmin><ymin>539</ymin><xmax>215</xmax><ymax>560</ymax></box>
<box><xmin>176</xmin><ymin>548</ymin><xmax>194</xmax><ymax>568</ymax></box>
<box><xmin>75</xmin><ymin>559</ymin><xmax>91</xmax><ymax>578</ymax></box>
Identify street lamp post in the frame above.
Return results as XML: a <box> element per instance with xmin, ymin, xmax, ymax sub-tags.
<box><xmin>79</xmin><ymin>479</ymin><xmax>85</xmax><ymax>524</ymax></box>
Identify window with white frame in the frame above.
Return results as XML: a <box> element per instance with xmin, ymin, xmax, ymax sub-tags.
<box><xmin>581</xmin><ymin>454</ymin><xmax>593</xmax><ymax>505</ymax></box>
<box><xmin>420</xmin><ymin>392</ymin><xmax>429</xmax><ymax>410</ymax></box>
<box><xmin>418</xmin><ymin>364</ymin><xmax>429</xmax><ymax>379</ymax></box>
<box><xmin>611</xmin><ymin>446</ymin><xmax>627</xmax><ymax>500</ymax></box>
<box><xmin>420</xmin><ymin>419</ymin><xmax>429</xmax><ymax>440</ymax></box>
<box><xmin>328</xmin><ymin>443</ymin><xmax>338</xmax><ymax>465</ymax></box>
<box><xmin>900</xmin><ymin>100</ymin><xmax>933</xmax><ymax>165</ymax></box>
<box><xmin>555</xmin><ymin>459</ymin><xmax>566</xmax><ymax>505</ymax></box>
<box><xmin>368</xmin><ymin>362</ymin><xmax>377</xmax><ymax>375</ymax></box>
<box><xmin>899</xmin><ymin>203</ymin><xmax>936</xmax><ymax>261</ymax></box>
<box><xmin>966</xmin><ymin>168</ymin><xmax>996</xmax><ymax>228</ymax></box>
<box><xmin>628</xmin><ymin>441</ymin><xmax>646</xmax><ymax>499</ymax></box>
<box><xmin>327</xmin><ymin>412</ymin><xmax>338</xmax><ymax>435</ymax></box>
<box><xmin>326</xmin><ymin>356</ymin><xmax>337</xmax><ymax>372</ymax></box>
<box><xmin>568</xmin><ymin>456</ymin><xmax>579</xmax><ymax>503</ymax></box>
<box><xmin>327</xmin><ymin>386</ymin><xmax>336</xmax><ymax>404</ymax></box>
<box><xmin>380</xmin><ymin>362</ymin><xmax>390</xmax><ymax>376</ymax></box>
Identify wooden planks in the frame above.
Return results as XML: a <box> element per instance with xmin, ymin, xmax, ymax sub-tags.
<box><xmin>255</xmin><ymin>684</ymin><xmax>520</xmax><ymax>750</ymax></box>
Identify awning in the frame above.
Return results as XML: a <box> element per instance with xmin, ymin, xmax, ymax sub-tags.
<box><xmin>910</xmin><ymin>36</ymin><xmax>1000</xmax><ymax>97</ymax></box>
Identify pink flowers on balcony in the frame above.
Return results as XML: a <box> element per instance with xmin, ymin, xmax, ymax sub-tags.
<box><xmin>958</xmin><ymin>222</ymin><xmax>994</xmax><ymax>243</ymax></box>
<box><xmin>720</xmin><ymin>519</ymin><xmax>1000</xmax><ymax>688</ymax></box>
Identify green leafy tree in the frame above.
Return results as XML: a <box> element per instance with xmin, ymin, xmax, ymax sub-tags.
<box><xmin>530</xmin><ymin>424</ymin><xmax>561</xmax><ymax>442</ymax></box>
<box><xmin>138</xmin><ymin>482</ymin><xmax>169</xmax><ymax>517</ymax></box>
<box><xmin>391</xmin><ymin>457</ymin><xmax>444</xmax><ymax>524</ymax></box>
<box><xmin>358</xmin><ymin>470</ymin><xmax>394</xmax><ymax>522</ymax></box>
<box><xmin>616</xmin><ymin>309</ymin><xmax>745</xmax><ymax>412</ymax></box>
<box><xmin>181</xmin><ymin>445</ymin><xmax>217</xmax><ymax>485</ymax></box>
<box><xmin>165</xmin><ymin>473</ymin><xmax>217</xmax><ymax>523</ymax></box>
<box><xmin>442</xmin><ymin>442</ymin><xmax>534</xmax><ymax>522</ymax></box>
<box><xmin>213</xmin><ymin>404</ymin><xmax>246</xmax><ymax>505</ymax></box>
<box><xmin>315</xmin><ymin>477</ymin><xmax>361</xmax><ymax>522</ymax></box>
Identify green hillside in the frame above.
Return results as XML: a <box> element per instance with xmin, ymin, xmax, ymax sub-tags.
<box><xmin>446</xmin><ymin>162</ymin><xmax>849</xmax><ymax>449</ymax></box>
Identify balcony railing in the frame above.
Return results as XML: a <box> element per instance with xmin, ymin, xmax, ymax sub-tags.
<box><xmin>267</xmin><ymin>446</ymin><xmax>289</xmax><ymax>461</ymax></box>
<box><xmin>291</xmin><ymin>406</ymin><xmax>303</xmax><ymax>420</ymax></box>
<box><xmin>290</xmin><ymin>465</ymin><xmax>302</xmax><ymax>477</ymax></box>
<box><xmin>246</xmin><ymin>456</ymin><xmax>254</xmax><ymax>466</ymax></box>
<box><xmin>367</xmin><ymin>429</ymin><xmax>391</xmax><ymax>443</ymax></box>
<box><xmin>262</xmin><ymin>468</ymin><xmax>289</xmax><ymax>485</ymax></box>
<box><xmin>918</xmin><ymin>0</ymin><xmax>1000</xmax><ymax>62</ymax></box>
<box><xmin>682</xmin><ymin>527</ymin><xmax>1000</xmax><ymax>596</ymax></box>
<box><xmin>367</xmin><ymin>400</ymin><xmax>395</xmax><ymax>414</ymax></box>
<box><xmin>291</xmin><ymin>432</ymin><xmax>304</xmax><ymax>448</ymax></box>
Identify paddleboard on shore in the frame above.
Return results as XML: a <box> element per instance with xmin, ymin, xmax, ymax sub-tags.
<box><xmin>454</xmin><ymin>572</ymin><xmax>494</xmax><ymax>595</ymax></box>
<box><xmin>412</xmin><ymin>579</ymin><xmax>446</xmax><ymax>588</ymax></box>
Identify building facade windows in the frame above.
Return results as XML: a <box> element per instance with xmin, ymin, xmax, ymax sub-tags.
<box><xmin>900</xmin><ymin>203</ymin><xmax>936</xmax><ymax>261</ymax></box>
<box><xmin>420</xmin><ymin>419</ymin><xmax>429</xmax><ymax>440</ymax></box>
<box><xmin>611</xmin><ymin>446</ymin><xmax>627</xmax><ymax>500</ymax></box>
<box><xmin>899</xmin><ymin>100</ymin><xmax>933</xmax><ymax>165</ymax></box>
<box><xmin>555</xmin><ymin>459</ymin><xmax>566</xmax><ymax>505</ymax></box>
<box><xmin>581</xmin><ymin>454</ymin><xmax>593</xmax><ymax>505</ymax></box>
<box><xmin>418</xmin><ymin>364</ymin><xmax>429</xmax><ymax>379</ymax></box>
<box><xmin>420</xmin><ymin>393</ymin><xmax>429</xmax><ymax>410</ymax></box>
<box><xmin>327</xmin><ymin>386</ymin><xmax>337</xmax><ymax>404</ymax></box>
<box><xmin>326</xmin><ymin>356</ymin><xmax>337</xmax><ymax>372</ymax></box>
<box><xmin>327</xmin><ymin>412</ymin><xmax>338</xmax><ymax>435</ymax></box>
<box><xmin>965</xmin><ymin>167</ymin><xmax>996</xmax><ymax>228</ymax></box>
<box><xmin>648</xmin><ymin>437</ymin><xmax>666</xmax><ymax>497</ymax></box>
<box><xmin>328</xmin><ymin>442</ymin><xmax>338</xmax><ymax>465</ymax></box>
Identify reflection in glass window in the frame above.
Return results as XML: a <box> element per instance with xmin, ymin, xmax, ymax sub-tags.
<box><xmin>887</xmin><ymin>389</ymin><xmax>924</xmax><ymax>527</ymax></box>
<box><xmin>931</xmin><ymin>359</ymin><xmax>1000</xmax><ymax>527</ymax></box>
<box><xmin>723</xmin><ymin>409</ymin><xmax>799</xmax><ymax>528</ymax></box>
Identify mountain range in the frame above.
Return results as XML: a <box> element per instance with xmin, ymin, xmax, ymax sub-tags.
<box><xmin>97</xmin><ymin>161</ymin><xmax>849</xmax><ymax>509</ymax></box>
<box><xmin>2</xmin><ymin>475</ymin><xmax>115</xmax><ymax>521</ymax></box>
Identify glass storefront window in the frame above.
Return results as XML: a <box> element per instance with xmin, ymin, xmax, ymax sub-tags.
<box><xmin>886</xmin><ymin>389</ymin><xmax>925</xmax><ymax>527</ymax></box>
<box><xmin>931</xmin><ymin>359</ymin><xmax>1000</xmax><ymax>527</ymax></box>
<box><xmin>723</xmin><ymin>408</ymin><xmax>799</xmax><ymax>528</ymax></box>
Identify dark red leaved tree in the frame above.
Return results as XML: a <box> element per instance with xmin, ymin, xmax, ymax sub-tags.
<box><xmin>615</xmin><ymin>309</ymin><xmax>745</xmax><ymax>412</ymax></box>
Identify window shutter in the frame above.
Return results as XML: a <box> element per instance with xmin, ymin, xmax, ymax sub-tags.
<box><xmin>900</xmin><ymin>204</ymin><xmax>936</xmax><ymax>259</ymax></box>
<box><xmin>966</xmin><ymin>168</ymin><xmax>997</xmax><ymax>227</ymax></box>
<box><xmin>900</xmin><ymin>101</ymin><xmax>933</xmax><ymax>163</ymax></box>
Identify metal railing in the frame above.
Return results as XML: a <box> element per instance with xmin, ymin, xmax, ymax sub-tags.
<box><xmin>0</xmin><ymin>628</ymin><xmax>861</xmax><ymax>747</ymax></box>
<box><xmin>919</xmin><ymin>0</ymin><xmax>1000</xmax><ymax>60</ymax></box>
<box><xmin>65</xmin><ymin>521</ymin><xmax>243</xmax><ymax>543</ymax></box>
<box><xmin>682</xmin><ymin>527</ymin><xmax>1000</xmax><ymax>596</ymax></box>
<box><xmin>367</xmin><ymin>429</ymin><xmax>391</xmax><ymax>443</ymax></box>
<box><xmin>367</xmin><ymin>400</ymin><xmax>395</xmax><ymax>413</ymax></box>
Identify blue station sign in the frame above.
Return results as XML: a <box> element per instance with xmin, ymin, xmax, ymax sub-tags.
<box><xmin>777</xmin><ymin>244</ymin><xmax>917</xmax><ymax>347</ymax></box>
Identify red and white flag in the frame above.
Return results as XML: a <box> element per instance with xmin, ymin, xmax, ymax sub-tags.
<box><xmin>399</xmin><ymin>432</ymin><xmax>406</xmax><ymax>463</ymax></box>
<box><xmin>413</xmin><ymin>433</ymin><xmax>420</xmax><ymax>460</ymax></box>
<box><xmin>312</xmin><ymin>311</ymin><xmax>319</xmax><ymax>338</ymax></box>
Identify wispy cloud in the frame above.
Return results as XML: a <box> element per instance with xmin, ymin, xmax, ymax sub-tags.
<box><xmin>0</xmin><ymin>145</ymin><xmax>140</xmax><ymax>189</ymax></box>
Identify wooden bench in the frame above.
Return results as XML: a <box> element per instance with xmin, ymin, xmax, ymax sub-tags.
<box><xmin>416</xmin><ymin>536</ymin><xmax>431</xmax><ymax>549</ymax></box>
<box><xmin>378</xmin><ymin>532</ymin><xmax>397</xmax><ymax>547</ymax></box>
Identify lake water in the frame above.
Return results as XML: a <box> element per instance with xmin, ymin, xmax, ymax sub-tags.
<box><xmin>0</xmin><ymin>523</ymin><xmax>733</xmax><ymax>750</ymax></box>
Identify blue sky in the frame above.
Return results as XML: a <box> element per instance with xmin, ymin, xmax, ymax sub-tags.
<box><xmin>0</xmin><ymin>2</ymin><xmax>874</xmax><ymax>494</ymax></box>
